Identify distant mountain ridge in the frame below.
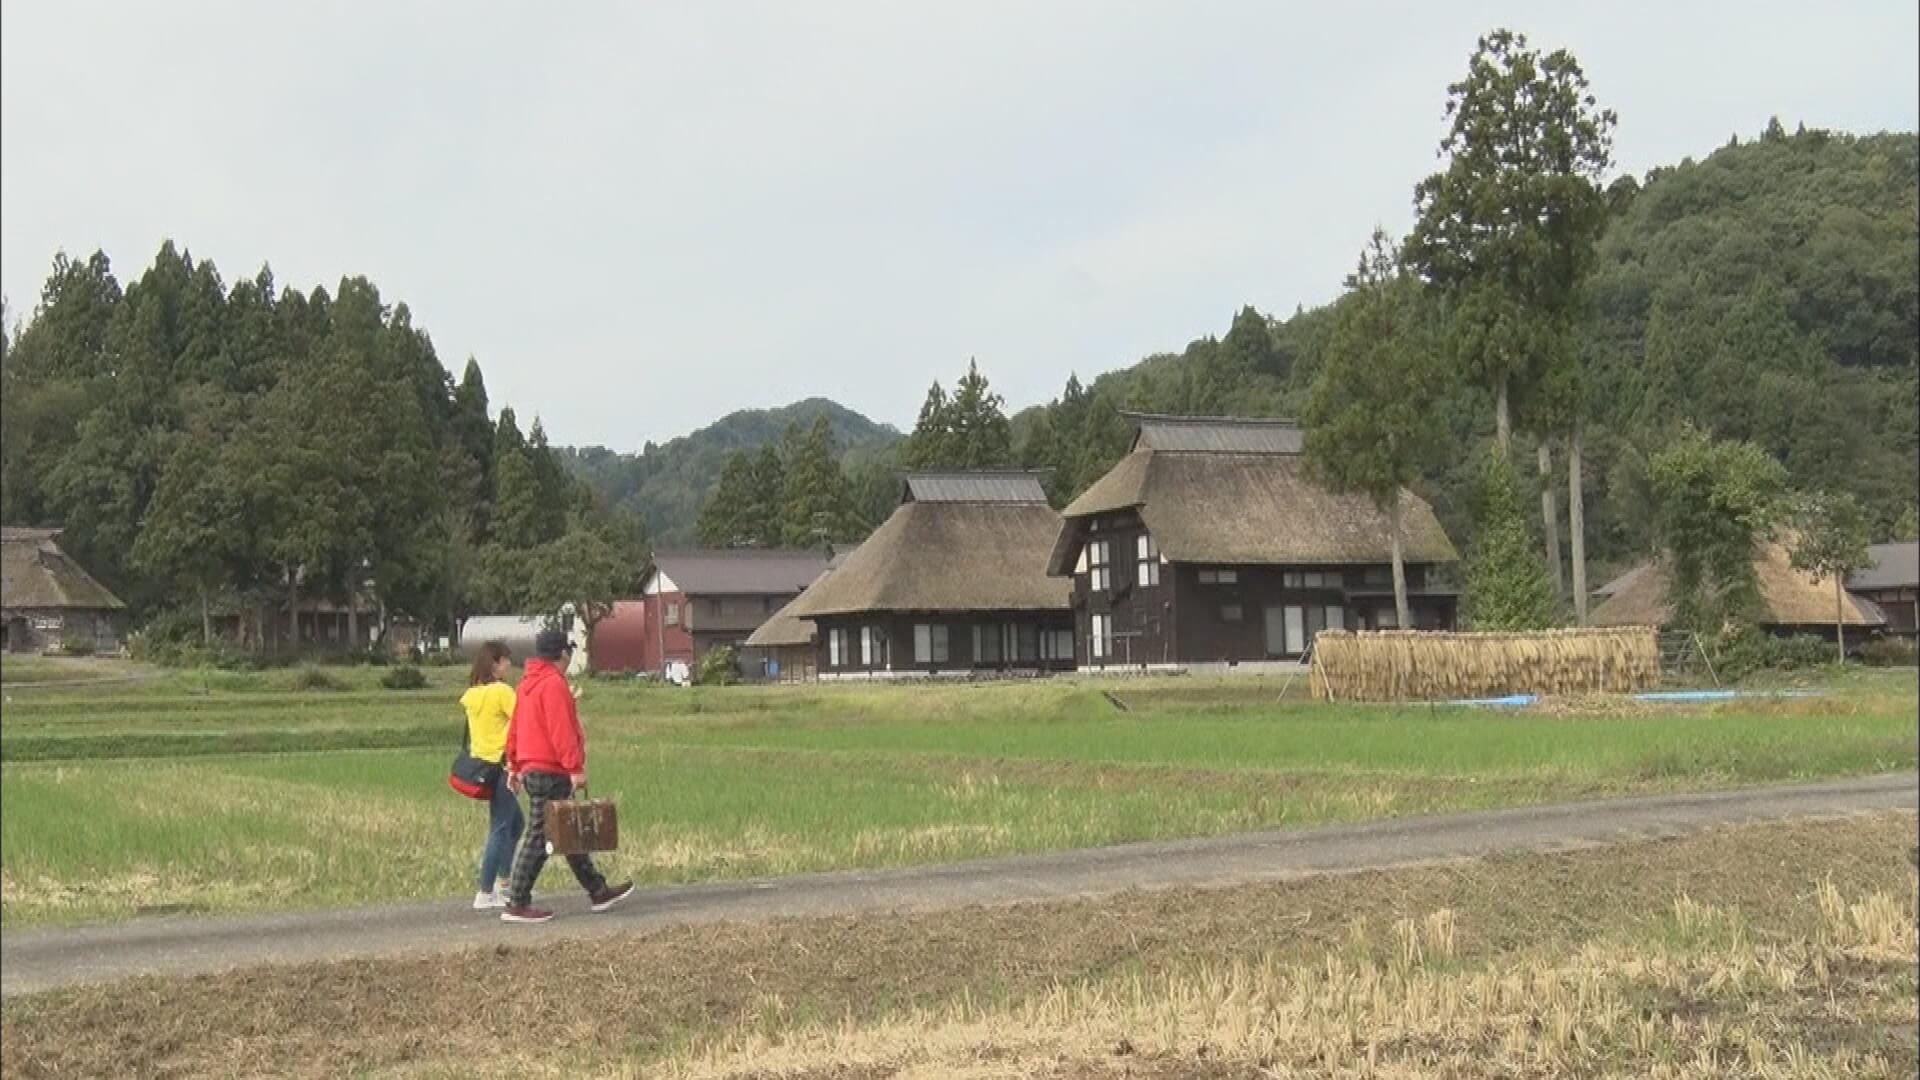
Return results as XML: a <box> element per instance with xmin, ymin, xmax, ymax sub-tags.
<box><xmin>558</xmin><ymin>397</ymin><xmax>901</xmax><ymax>545</ymax></box>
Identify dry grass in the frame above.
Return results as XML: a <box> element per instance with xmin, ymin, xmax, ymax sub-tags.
<box><xmin>5</xmin><ymin>813</ymin><xmax>1913</xmax><ymax>1079</ymax></box>
<box><xmin>1312</xmin><ymin>627</ymin><xmax>1662</xmax><ymax>702</ymax></box>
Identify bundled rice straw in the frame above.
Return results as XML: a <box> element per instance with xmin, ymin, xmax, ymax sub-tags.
<box><xmin>1308</xmin><ymin>627</ymin><xmax>1660</xmax><ymax>702</ymax></box>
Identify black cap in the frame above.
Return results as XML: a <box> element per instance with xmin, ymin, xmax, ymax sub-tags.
<box><xmin>534</xmin><ymin>628</ymin><xmax>572</xmax><ymax>661</ymax></box>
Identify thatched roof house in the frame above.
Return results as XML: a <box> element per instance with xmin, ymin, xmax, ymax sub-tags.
<box><xmin>1048</xmin><ymin>415</ymin><xmax>1460</xmax><ymax>669</ymax></box>
<box><xmin>789</xmin><ymin>472</ymin><xmax>1073</xmax><ymax>676</ymax></box>
<box><xmin>1591</xmin><ymin>539</ymin><xmax>1886</xmax><ymax>633</ymax></box>
<box><xmin>2</xmin><ymin>527</ymin><xmax>126</xmax><ymax>654</ymax></box>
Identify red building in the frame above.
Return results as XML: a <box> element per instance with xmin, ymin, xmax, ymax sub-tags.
<box><xmin>592</xmin><ymin>549</ymin><xmax>834</xmax><ymax>679</ymax></box>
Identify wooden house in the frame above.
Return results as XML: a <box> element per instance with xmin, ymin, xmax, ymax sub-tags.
<box><xmin>1046</xmin><ymin>415</ymin><xmax>1459</xmax><ymax>671</ymax></box>
<box><xmin>1848</xmin><ymin>542</ymin><xmax>1918</xmax><ymax>638</ymax></box>
<box><xmin>1</xmin><ymin>527</ymin><xmax>126</xmax><ymax>654</ymax></box>
<box><xmin>787</xmin><ymin>472</ymin><xmax>1074</xmax><ymax>677</ymax></box>
<box><xmin>605</xmin><ymin>548</ymin><xmax>835</xmax><ymax>678</ymax></box>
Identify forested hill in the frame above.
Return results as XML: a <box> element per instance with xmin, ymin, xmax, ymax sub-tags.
<box><xmin>557</xmin><ymin>398</ymin><xmax>901</xmax><ymax>546</ymax></box>
<box><xmin>1000</xmin><ymin>125</ymin><xmax>1919</xmax><ymax>571</ymax></box>
<box><xmin>564</xmin><ymin>127</ymin><xmax>1916</xmax><ymax>559</ymax></box>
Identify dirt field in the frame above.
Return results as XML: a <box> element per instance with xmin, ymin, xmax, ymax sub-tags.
<box><xmin>5</xmin><ymin>812</ymin><xmax>1913</xmax><ymax>1078</ymax></box>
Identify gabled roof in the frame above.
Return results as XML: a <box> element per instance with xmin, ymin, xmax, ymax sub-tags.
<box><xmin>1</xmin><ymin>527</ymin><xmax>126</xmax><ymax>611</ymax></box>
<box><xmin>646</xmin><ymin>548</ymin><xmax>833</xmax><ymax>597</ymax></box>
<box><xmin>1591</xmin><ymin>539</ymin><xmax>1886</xmax><ymax>629</ymax></box>
<box><xmin>903</xmin><ymin>471</ymin><xmax>1049</xmax><ymax>504</ymax></box>
<box><xmin>1848</xmin><ymin>542</ymin><xmax>1918</xmax><ymax>591</ymax></box>
<box><xmin>1052</xmin><ymin>421</ymin><xmax>1457</xmax><ymax>572</ymax></box>
<box><xmin>788</xmin><ymin>494</ymin><xmax>1068</xmax><ymax>617</ymax></box>
<box><xmin>1128</xmin><ymin>413</ymin><xmax>1305</xmax><ymax>455</ymax></box>
<box><xmin>744</xmin><ymin>593</ymin><xmax>818</xmax><ymax>647</ymax></box>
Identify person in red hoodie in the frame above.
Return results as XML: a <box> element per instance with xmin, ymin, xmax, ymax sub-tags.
<box><xmin>500</xmin><ymin>628</ymin><xmax>633</xmax><ymax>923</ymax></box>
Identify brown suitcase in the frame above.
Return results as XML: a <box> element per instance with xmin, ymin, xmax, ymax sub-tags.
<box><xmin>546</xmin><ymin>789</ymin><xmax>619</xmax><ymax>855</ymax></box>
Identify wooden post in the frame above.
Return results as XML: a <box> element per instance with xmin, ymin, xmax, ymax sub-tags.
<box><xmin>1569</xmin><ymin>422</ymin><xmax>1589</xmax><ymax>624</ymax></box>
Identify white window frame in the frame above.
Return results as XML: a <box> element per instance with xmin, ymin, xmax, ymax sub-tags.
<box><xmin>1090</xmin><ymin>614</ymin><xmax>1111</xmax><ymax>660</ymax></box>
<box><xmin>1088</xmin><ymin>540</ymin><xmax>1112</xmax><ymax>592</ymax></box>
<box><xmin>913</xmin><ymin>623</ymin><xmax>949</xmax><ymax>664</ymax></box>
<box><xmin>1198</xmin><ymin>568</ymin><xmax>1239</xmax><ymax>585</ymax></box>
<box><xmin>1041</xmin><ymin>628</ymin><xmax>1074</xmax><ymax>661</ymax></box>
<box><xmin>1135</xmin><ymin>534</ymin><xmax>1160</xmax><ymax>587</ymax></box>
<box><xmin>829</xmin><ymin>627</ymin><xmax>847</xmax><ymax>667</ymax></box>
<box><xmin>665</xmin><ymin>601</ymin><xmax>680</xmax><ymax>626</ymax></box>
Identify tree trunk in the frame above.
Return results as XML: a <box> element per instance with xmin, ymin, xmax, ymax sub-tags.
<box><xmin>1835</xmin><ymin>576</ymin><xmax>1846</xmax><ymax>665</ymax></box>
<box><xmin>1538</xmin><ymin>440</ymin><xmax>1564</xmax><ymax>604</ymax></box>
<box><xmin>1389</xmin><ymin>497</ymin><xmax>1410</xmax><ymax>631</ymax></box>
<box><xmin>287</xmin><ymin>570</ymin><xmax>300</xmax><ymax>647</ymax></box>
<box><xmin>1569</xmin><ymin>421</ymin><xmax>1589</xmax><ymax>624</ymax></box>
<box><xmin>346</xmin><ymin>568</ymin><xmax>360</xmax><ymax>654</ymax></box>
<box><xmin>1495</xmin><ymin>380</ymin><xmax>1511</xmax><ymax>453</ymax></box>
<box><xmin>199</xmin><ymin>587</ymin><xmax>212</xmax><ymax>645</ymax></box>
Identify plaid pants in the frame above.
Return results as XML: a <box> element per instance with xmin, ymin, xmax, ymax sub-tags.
<box><xmin>506</xmin><ymin>771</ymin><xmax>608</xmax><ymax>906</ymax></box>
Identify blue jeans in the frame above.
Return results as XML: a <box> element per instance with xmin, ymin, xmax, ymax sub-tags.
<box><xmin>478</xmin><ymin>775</ymin><xmax>524</xmax><ymax>892</ymax></box>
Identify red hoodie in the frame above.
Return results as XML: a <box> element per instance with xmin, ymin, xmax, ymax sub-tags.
<box><xmin>505</xmin><ymin>658</ymin><xmax>585</xmax><ymax>776</ymax></box>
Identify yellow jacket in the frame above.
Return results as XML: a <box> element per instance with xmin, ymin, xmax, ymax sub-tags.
<box><xmin>460</xmin><ymin>682</ymin><xmax>516</xmax><ymax>765</ymax></box>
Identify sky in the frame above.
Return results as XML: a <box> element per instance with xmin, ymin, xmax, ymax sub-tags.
<box><xmin>4</xmin><ymin>4</ymin><xmax>1916</xmax><ymax>451</ymax></box>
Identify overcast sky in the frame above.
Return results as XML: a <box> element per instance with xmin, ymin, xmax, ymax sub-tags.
<box><xmin>4</xmin><ymin>4</ymin><xmax>1915</xmax><ymax>450</ymax></box>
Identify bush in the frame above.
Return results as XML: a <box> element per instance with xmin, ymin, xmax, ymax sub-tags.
<box><xmin>695</xmin><ymin>646</ymin><xmax>740</xmax><ymax>687</ymax></box>
<box><xmin>1862</xmin><ymin>636</ymin><xmax>1919</xmax><ymax>667</ymax></box>
<box><xmin>282</xmin><ymin>665</ymin><xmax>348</xmax><ymax>693</ymax></box>
<box><xmin>380</xmin><ymin>665</ymin><xmax>429</xmax><ymax>690</ymax></box>
<box><xmin>1713</xmin><ymin>627</ymin><xmax>1831</xmax><ymax>681</ymax></box>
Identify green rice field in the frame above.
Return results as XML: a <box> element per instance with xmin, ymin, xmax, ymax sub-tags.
<box><xmin>2</xmin><ymin>658</ymin><xmax>1913</xmax><ymax>927</ymax></box>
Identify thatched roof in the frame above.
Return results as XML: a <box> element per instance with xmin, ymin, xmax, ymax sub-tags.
<box><xmin>788</xmin><ymin>474</ymin><xmax>1068</xmax><ymax>617</ymax></box>
<box><xmin>1</xmin><ymin>527</ymin><xmax>125</xmax><ymax>611</ymax></box>
<box><xmin>1591</xmin><ymin>540</ymin><xmax>1885</xmax><ymax>629</ymax></box>
<box><xmin>744</xmin><ymin>594</ymin><xmax>816</xmax><ymax>647</ymax></box>
<box><xmin>1052</xmin><ymin>418</ymin><xmax>1457</xmax><ymax>573</ymax></box>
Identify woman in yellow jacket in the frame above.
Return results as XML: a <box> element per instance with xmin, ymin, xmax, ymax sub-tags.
<box><xmin>461</xmin><ymin>641</ymin><xmax>523</xmax><ymax>909</ymax></box>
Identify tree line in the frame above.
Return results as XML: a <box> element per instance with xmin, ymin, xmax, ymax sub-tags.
<box><xmin>0</xmin><ymin>244</ymin><xmax>644</xmax><ymax>654</ymax></box>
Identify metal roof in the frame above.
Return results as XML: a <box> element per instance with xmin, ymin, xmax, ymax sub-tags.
<box><xmin>646</xmin><ymin>548</ymin><xmax>834</xmax><ymax>596</ymax></box>
<box><xmin>1849</xmin><ymin>542</ymin><xmax>1919</xmax><ymax>591</ymax></box>
<box><xmin>1125</xmin><ymin>413</ymin><xmax>1304</xmax><ymax>455</ymax></box>
<box><xmin>904</xmin><ymin>471</ymin><xmax>1050</xmax><ymax>504</ymax></box>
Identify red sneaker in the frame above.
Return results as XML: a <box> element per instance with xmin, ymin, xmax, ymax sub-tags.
<box><xmin>500</xmin><ymin>904</ymin><xmax>554</xmax><ymax>924</ymax></box>
<box><xmin>589</xmin><ymin>882</ymin><xmax>634</xmax><ymax>913</ymax></box>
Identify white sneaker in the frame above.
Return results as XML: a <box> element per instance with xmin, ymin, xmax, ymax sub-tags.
<box><xmin>473</xmin><ymin>890</ymin><xmax>506</xmax><ymax>910</ymax></box>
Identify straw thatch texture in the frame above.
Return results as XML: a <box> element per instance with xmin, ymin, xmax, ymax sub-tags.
<box><xmin>1591</xmin><ymin>540</ymin><xmax>1884</xmax><ymax>629</ymax></box>
<box><xmin>1308</xmin><ymin>627</ymin><xmax>1661</xmax><ymax>702</ymax></box>
<box><xmin>1054</xmin><ymin>448</ymin><xmax>1455</xmax><ymax>572</ymax></box>
<box><xmin>788</xmin><ymin>501</ymin><xmax>1069</xmax><ymax>617</ymax></box>
<box><xmin>745</xmin><ymin>593</ymin><xmax>817</xmax><ymax>648</ymax></box>
<box><xmin>1</xmin><ymin>528</ymin><xmax>125</xmax><ymax>611</ymax></box>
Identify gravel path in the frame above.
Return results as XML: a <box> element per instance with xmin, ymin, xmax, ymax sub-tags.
<box><xmin>4</xmin><ymin>773</ymin><xmax>1913</xmax><ymax>997</ymax></box>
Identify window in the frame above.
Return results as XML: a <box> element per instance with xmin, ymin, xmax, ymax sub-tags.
<box><xmin>1136</xmin><ymin>534</ymin><xmax>1160</xmax><ymax>587</ymax></box>
<box><xmin>1088</xmin><ymin>541</ymin><xmax>1112</xmax><ymax>592</ymax></box>
<box><xmin>1363</xmin><ymin>566</ymin><xmax>1393</xmax><ymax>586</ymax></box>
<box><xmin>1282</xmin><ymin>571</ymin><xmax>1301</xmax><ymax>588</ymax></box>
<box><xmin>1090</xmin><ymin>614</ymin><xmax>1112</xmax><ymax>660</ymax></box>
<box><xmin>1374</xmin><ymin>607</ymin><xmax>1399</xmax><ymax>629</ymax></box>
<box><xmin>829</xmin><ymin>627</ymin><xmax>848</xmax><ymax>667</ymax></box>
<box><xmin>1016</xmin><ymin>623</ymin><xmax>1039</xmax><ymax>663</ymax></box>
<box><xmin>665</xmin><ymin>602</ymin><xmax>680</xmax><ymax>626</ymax></box>
<box><xmin>860</xmin><ymin>626</ymin><xmax>876</xmax><ymax>667</ymax></box>
<box><xmin>973</xmin><ymin>624</ymin><xmax>1004</xmax><ymax>664</ymax></box>
<box><xmin>1221</xmin><ymin>604</ymin><xmax>1243</xmax><ymax>622</ymax></box>
<box><xmin>1197</xmin><ymin>568</ymin><xmax>1238</xmax><ymax>585</ymax></box>
<box><xmin>1326</xmin><ymin>605</ymin><xmax>1346</xmax><ymax>631</ymax></box>
<box><xmin>1041</xmin><ymin>628</ymin><xmax>1075</xmax><ymax>661</ymax></box>
<box><xmin>913</xmin><ymin>623</ymin><xmax>949</xmax><ymax>664</ymax></box>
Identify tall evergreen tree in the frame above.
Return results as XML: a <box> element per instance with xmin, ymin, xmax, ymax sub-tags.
<box><xmin>947</xmin><ymin>359</ymin><xmax>1013</xmax><ymax>468</ymax></box>
<box><xmin>696</xmin><ymin>451</ymin><xmax>759</xmax><ymax>547</ymax></box>
<box><xmin>1463</xmin><ymin>452</ymin><xmax>1556</xmax><ymax>630</ymax></box>
<box><xmin>1303</xmin><ymin>229</ymin><xmax>1448</xmax><ymax>628</ymax></box>
<box><xmin>902</xmin><ymin>382</ymin><xmax>953</xmax><ymax>469</ymax></box>
<box><xmin>781</xmin><ymin>415</ymin><xmax>861</xmax><ymax>549</ymax></box>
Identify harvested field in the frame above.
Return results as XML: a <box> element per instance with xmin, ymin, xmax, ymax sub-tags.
<box><xmin>1311</xmin><ymin>626</ymin><xmax>1662</xmax><ymax>701</ymax></box>
<box><xmin>3</xmin><ymin>813</ymin><xmax>1913</xmax><ymax>1078</ymax></box>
